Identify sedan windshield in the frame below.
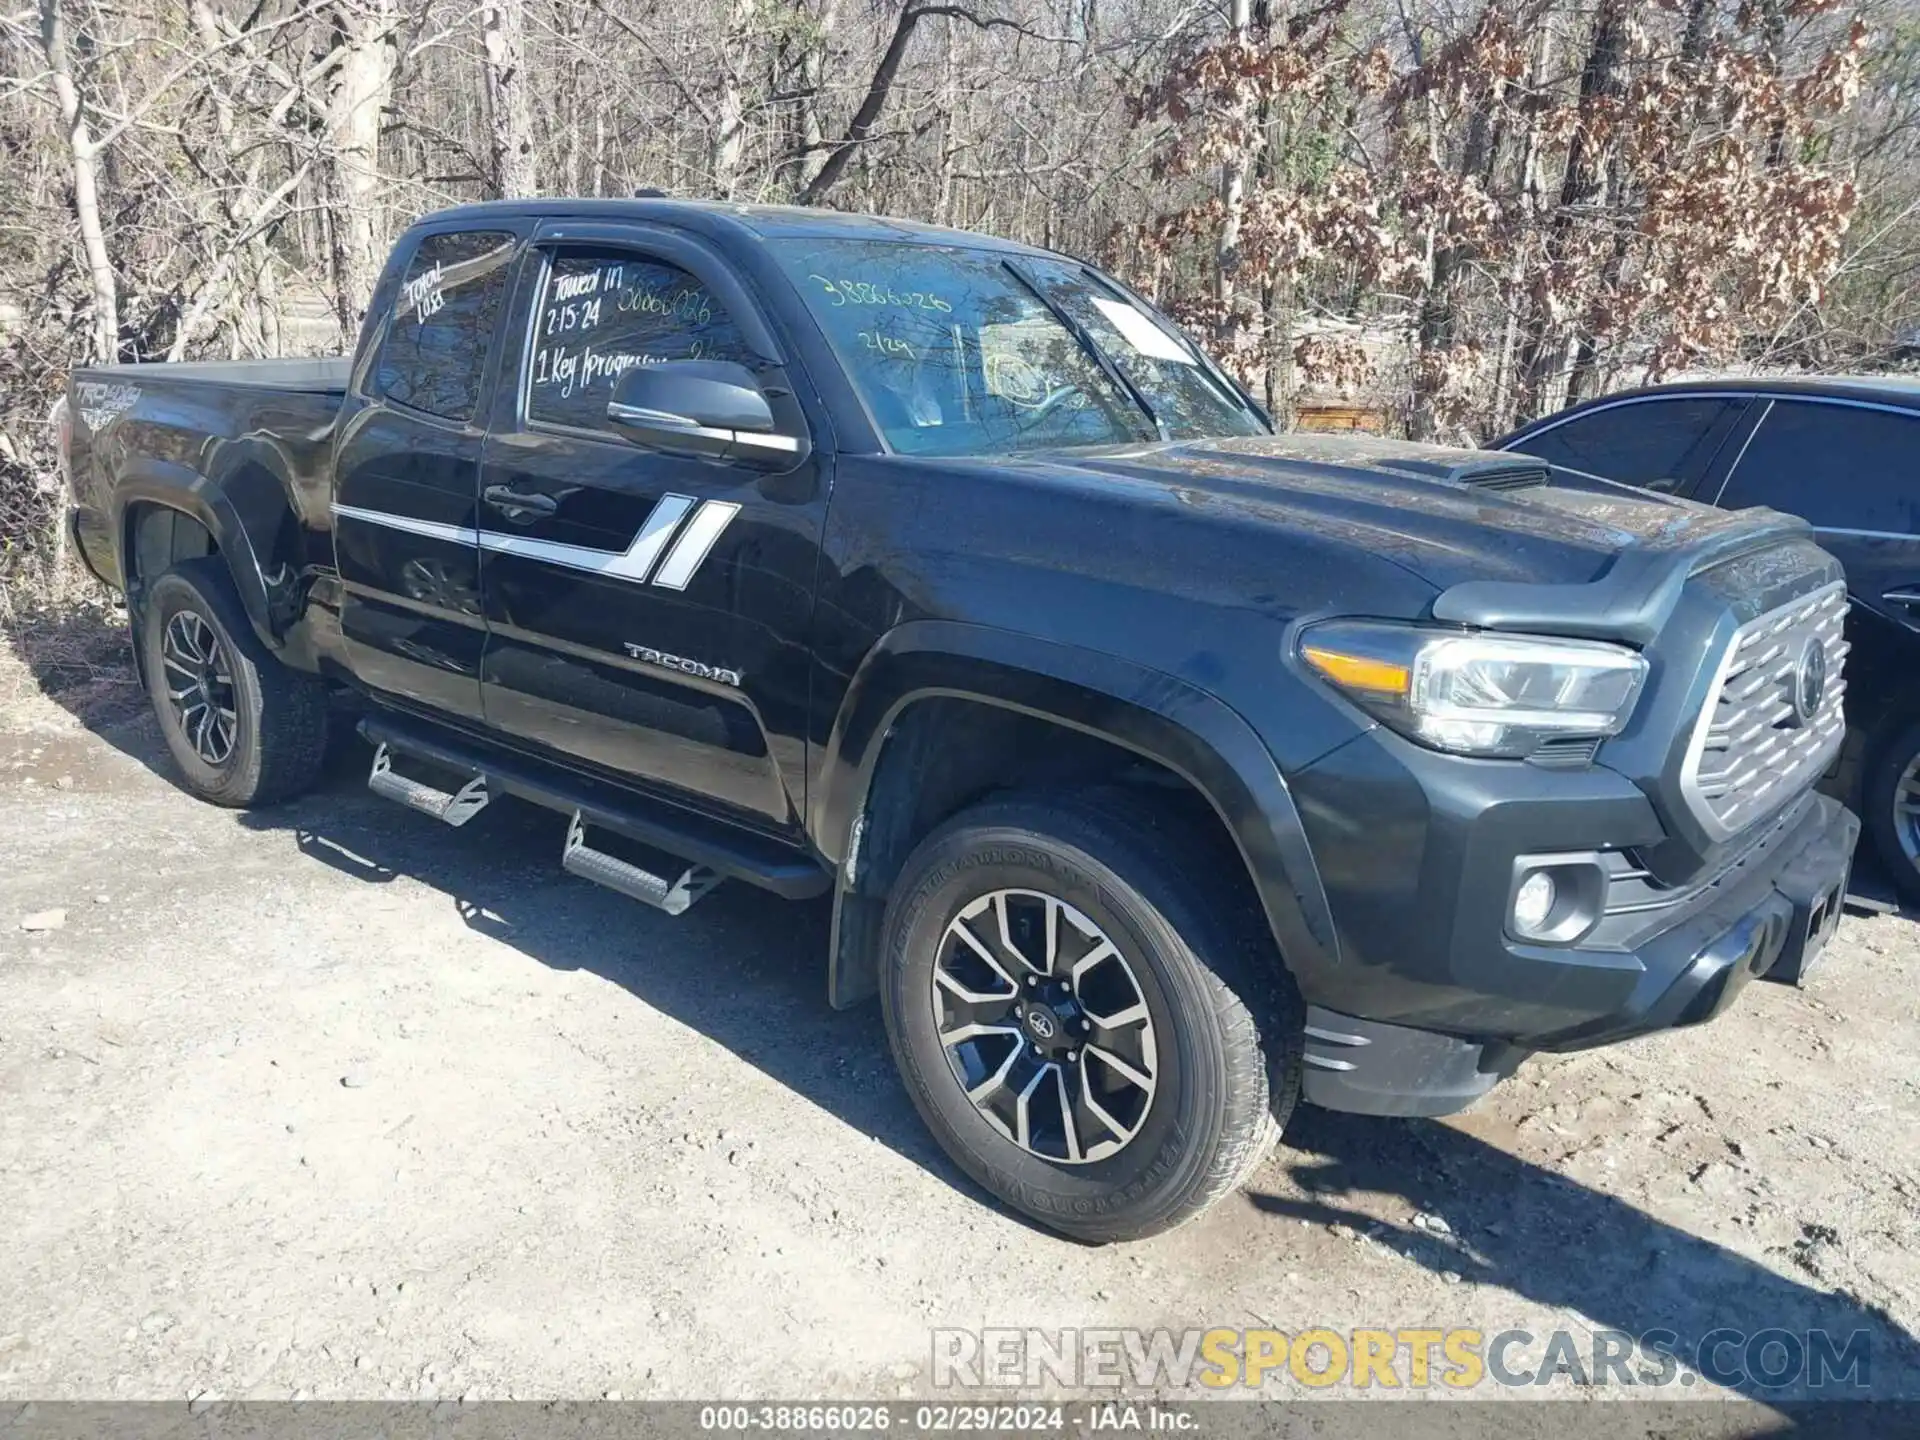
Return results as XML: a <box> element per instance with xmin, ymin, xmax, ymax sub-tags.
<box><xmin>773</xmin><ymin>239</ymin><xmax>1268</xmax><ymax>456</ymax></box>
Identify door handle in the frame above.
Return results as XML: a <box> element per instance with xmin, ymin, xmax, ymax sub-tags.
<box><xmin>483</xmin><ymin>486</ymin><xmax>558</xmax><ymax>522</ymax></box>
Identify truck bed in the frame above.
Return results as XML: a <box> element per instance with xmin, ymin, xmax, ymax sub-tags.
<box><xmin>65</xmin><ymin>355</ymin><xmax>351</xmax><ymax>590</ymax></box>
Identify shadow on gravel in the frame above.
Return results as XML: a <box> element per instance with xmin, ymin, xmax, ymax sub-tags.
<box><xmin>1250</xmin><ymin>1107</ymin><xmax>1920</xmax><ymax>1404</ymax></box>
<box><xmin>56</xmin><ymin>710</ymin><xmax>958</xmax><ymax>1179</ymax></box>
<box><xmin>183</xmin><ymin>720</ymin><xmax>1008</xmax><ymax>1218</ymax></box>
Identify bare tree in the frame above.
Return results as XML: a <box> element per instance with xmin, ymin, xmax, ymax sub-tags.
<box><xmin>322</xmin><ymin>0</ymin><xmax>399</xmax><ymax>331</ymax></box>
<box><xmin>39</xmin><ymin>0</ymin><xmax>116</xmax><ymax>362</ymax></box>
<box><xmin>482</xmin><ymin>0</ymin><xmax>537</xmax><ymax>198</ymax></box>
<box><xmin>1215</xmin><ymin>0</ymin><xmax>1253</xmax><ymax>323</ymax></box>
<box><xmin>1513</xmin><ymin>0</ymin><xmax>1631</xmax><ymax>416</ymax></box>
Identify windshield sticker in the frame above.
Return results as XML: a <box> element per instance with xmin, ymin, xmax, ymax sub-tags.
<box><xmin>1091</xmin><ymin>298</ymin><xmax>1195</xmax><ymax>365</ymax></box>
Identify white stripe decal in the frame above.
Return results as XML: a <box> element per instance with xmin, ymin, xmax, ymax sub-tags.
<box><xmin>650</xmin><ymin>501</ymin><xmax>741</xmax><ymax>591</ymax></box>
<box><xmin>332</xmin><ymin>505</ymin><xmax>477</xmax><ymax>548</ymax></box>
<box><xmin>331</xmin><ymin>495</ymin><xmax>697</xmax><ymax>585</ymax></box>
<box><xmin>480</xmin><ymin>493</ymin><xmax>696</xmax><ymax>583</ymax></box>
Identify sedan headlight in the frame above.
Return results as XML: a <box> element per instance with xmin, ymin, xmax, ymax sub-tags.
<box><xmin>1299</xmin><ymin>622</ymin><xmax>1648</xmax><ymax>759</ymax></box>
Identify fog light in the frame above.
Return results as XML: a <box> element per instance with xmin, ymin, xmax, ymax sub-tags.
<box><xmin>1506</xmin><ymin>852</ymin><xmax>1610</xmax><ymax>945</ymax></box>
<box><xmin>1512</xmin><ymin>871</ymin><xmax>1557</xmax><ymax>936</ymax></box>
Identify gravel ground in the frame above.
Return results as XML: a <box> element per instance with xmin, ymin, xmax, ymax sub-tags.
<box><xmin>3</xmin><ymin>654</ymin><xmax>1920</xmax><ymax>1422</ymax></box>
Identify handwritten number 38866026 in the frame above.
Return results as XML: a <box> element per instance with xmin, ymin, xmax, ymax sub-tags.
<box><xmin>808</xmin><ymin>275</ymin><xmax>952</xmax><ymax>314</ymax></box>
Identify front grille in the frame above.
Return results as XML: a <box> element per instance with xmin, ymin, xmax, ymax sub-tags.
<box><xmin>1680</xmin><ymin>581</ymin><xmax>1848</xmax><ymax>840</ymax></box>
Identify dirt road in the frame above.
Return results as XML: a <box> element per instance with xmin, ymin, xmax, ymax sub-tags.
<box><xmin>4</xmin><ymin>659</ymin><xmax>1919</xmax><ymax>1417</ymax></box>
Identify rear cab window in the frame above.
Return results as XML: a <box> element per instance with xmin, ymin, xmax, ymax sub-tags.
<box><xmin>373</xmin><ymin>229</ymin><xmax>518</xmax><ymax>422</ymax></box>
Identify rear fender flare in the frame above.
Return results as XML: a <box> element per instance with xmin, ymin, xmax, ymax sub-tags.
<box><xmin>815</xmin><ymin>621</ymin><xmax>1339</xmax><ymax>1006</ymax></box>
<box><xmin>115</xmin><ymin>455</ymin><xmax>292</xmax><ymax>653</ymax></box>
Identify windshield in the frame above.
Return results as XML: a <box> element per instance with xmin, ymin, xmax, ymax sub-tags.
<box><xmin>773</xmin><ymin>239</ymin><xmax>1268</xmax><ymax>456</ymax></box>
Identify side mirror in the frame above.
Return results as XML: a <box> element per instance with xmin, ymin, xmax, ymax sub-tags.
<box><xmin>606</xmin><ymin>361</ymin><xmax>803</xmax><ymax>466</ymax></box>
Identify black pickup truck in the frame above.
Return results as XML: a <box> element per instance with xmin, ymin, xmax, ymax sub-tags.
<box><xmin>61</xmin><ymin>198</ymin><xmax>1857</xmax><ymax>1241</ymax></box>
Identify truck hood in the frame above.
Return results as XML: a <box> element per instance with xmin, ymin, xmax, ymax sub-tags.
<box><xmin>983</xmin><ymin>432</ymin><xmax>1820</xmax><ymax>645</ymax></box>
<box><xmin>1029</xmin><ymin>432</ymin><xmax>1795</xmax><ymax>596</ymax></box>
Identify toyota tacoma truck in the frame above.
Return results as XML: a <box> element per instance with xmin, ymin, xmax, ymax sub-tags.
<box><xmin>60</xmin><ymin>198</ymin><xmax>1857</xmax><ymax>1242</ymax></box>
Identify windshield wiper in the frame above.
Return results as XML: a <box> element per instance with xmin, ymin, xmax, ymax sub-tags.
<box><xmin>1002</xmin><ymin>259</ymin><xmax>1168</xmax><ymax>442</ymax></box>
<box><xmin>1077</xmin><ymin>265</ymin><xmax>1270</xmax><ymax>431</ymax></box>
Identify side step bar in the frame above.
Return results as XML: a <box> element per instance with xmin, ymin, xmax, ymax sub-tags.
<box><xmin>356</xmin><ymin>712</ymin><xmax>832</xmax><ymax>902</ymax></box>
<box><xmin>563</xmin><ymin>813</ymin><xmax>722</xmax><ymax>915</ymax></box>
<box><xmin>367</xmin><ymin>743</ymin><xmax>491</xmax><ymax>826</ymax></box>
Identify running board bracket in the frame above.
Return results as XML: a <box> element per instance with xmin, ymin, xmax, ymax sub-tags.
<box><xmin>367</xmin><ymin>742</ymin><xmax>491</xmax><ymax>827</ymax></box>
<box><xmin>562</xmin><ymin>812</ymin><xmax>722</xmax><ymax>916</ymax></box>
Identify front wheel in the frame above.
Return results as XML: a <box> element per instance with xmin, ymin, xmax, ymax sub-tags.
<box><xmin>879</xmin><ymin>792</ymin><xmax>1301</xmax><ymax>1243</ymax></box>
<box><xmin>138</xmin><ymin>558</ymin><xmax>329</xmax><ymax>808</ymax></box>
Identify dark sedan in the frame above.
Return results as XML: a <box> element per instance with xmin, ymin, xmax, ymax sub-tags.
<box><xmin>1498</xmin><ymin>377</ymin><xmax>1920</xmax><ymax>904</ymax></box>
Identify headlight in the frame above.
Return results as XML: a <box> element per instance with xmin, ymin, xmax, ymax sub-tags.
<box><xmin>1299</xmin><ymin>622</ymin><xmax>1647</xmax><ymax>759</ymax></box>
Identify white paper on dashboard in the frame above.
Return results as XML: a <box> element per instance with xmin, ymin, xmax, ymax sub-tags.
<box><xmin>1091</xmin><ymin>298</ymin><xmax>1196</xmax><ymax>364</ymax></box>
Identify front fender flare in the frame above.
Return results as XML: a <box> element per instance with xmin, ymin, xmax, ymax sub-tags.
<box><xmin>815</xmin><ymin>620</ymin><xmax>1340</xmax><ymax>1006</ymax></box>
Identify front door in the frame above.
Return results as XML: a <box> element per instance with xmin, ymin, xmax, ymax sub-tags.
<box><xmin>332</xmin><ymin>224</ymin><xmax>522</xmax><ymax>722</ymax></box>
<box><xmin>475</xmin><ymin>228</ymin><xmax>828</xmax><ymax>832</ymax></box>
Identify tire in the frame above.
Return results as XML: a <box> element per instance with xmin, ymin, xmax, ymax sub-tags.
<box><xmin>1865</xmin><ymin>716</ymin><xmax>1920</xmax><ymax>910</ymax></box>
<box><xmin>137</xmin><ymin>558</ymin><xmax>329</xmax><ymax>808</ymax></box>
<box><xmin>879</xmin><ymin>790</ymin><xmax>1302</xmax><ymax>1243</ymax></box>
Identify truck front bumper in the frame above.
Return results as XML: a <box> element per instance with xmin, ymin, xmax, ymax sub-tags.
<box><xmin>1293</xmin><ymin>770</ymin><xmax>1857</xmax><ymax>1118</ymax></box>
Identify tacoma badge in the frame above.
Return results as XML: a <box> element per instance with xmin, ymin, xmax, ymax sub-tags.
<box><xmin>622</xmin><ymin>643</ymin><xmax>742</xmax><ymax>687</ymax></box>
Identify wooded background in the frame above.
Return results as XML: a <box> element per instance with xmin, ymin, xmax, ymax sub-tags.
<box><xmin>1</xmin><ymin>0</ymin><xmax>1912</xmax><ymax>583</ymax></box>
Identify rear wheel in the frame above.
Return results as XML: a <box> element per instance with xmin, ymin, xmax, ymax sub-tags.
<box><xmin>879</xmin><ymin>791</ymin><xmax>1300</xmax><ymax>1243</ymax></box>
<box><xmin>138</xmin><ymin>559</ymin><xmax>329</xmax><ymax>807</ymax></box>
<box><xmin>1865</xmin><ymin>716</ymin><xmax>1920</xmax><ymax>909</ymax></box>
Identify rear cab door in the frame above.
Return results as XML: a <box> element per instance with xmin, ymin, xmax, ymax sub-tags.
<box><xmin>331</xmin><ymin>219</ymin><xmax>530</xmax><ymax>720</ymax></box>
<box><xmin>474</xmin><ymin>220</ymin><xmax>830</xmax><ymax>834</ymax></box>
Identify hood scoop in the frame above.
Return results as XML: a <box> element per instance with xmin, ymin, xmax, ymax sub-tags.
<box><xmin>1373</xmin><ymin>454</ymin><xmax>1551</xmax><ymax>492</ymax></box>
